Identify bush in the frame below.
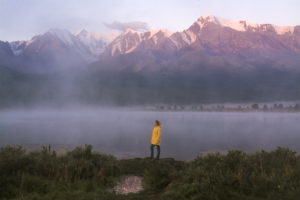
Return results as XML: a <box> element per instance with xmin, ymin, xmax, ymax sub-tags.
<box><xmin>1</xmin><ymin>145</ymin><xmax>300</xmax><ymax>199</ymax></box>
<box><xmin>163</xmin><ymin>147</ymin><xmax>300</xmax><ymax>200</ymax></box>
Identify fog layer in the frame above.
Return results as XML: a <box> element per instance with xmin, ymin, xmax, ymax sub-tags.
<box><xmin>1</xmin><ymin>108</ymin><xmax>300</xmax><ymax>160</ymax></box>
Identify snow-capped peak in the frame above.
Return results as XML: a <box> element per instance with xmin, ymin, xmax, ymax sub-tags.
<box><xmin>74</xmin><ymin>29</ymin><xmax>117</xmax><ymax>42</ymax></box>
<box><xmin>73</xmin><ymin>29</ymin><xmax>116</xmax><ymax>56</ymax></box>
<box><xmin>156</xmin><ymin>29</ymin><xmax>174</xmax><ymax>37</ymax></box>
<box><xmin>106</xmin><ymin>28</ymin><xmax>175</xmax><ymax>56</ymax></box>
<box><xmin>144</xmin><ymin>30</ymin><xmax>160</xmax><ymax>38</ymax></box>
<box><xmin>144</xmin><ymin>29</ymin><xmax>173</xmax><ymax>39</ymax></box>
<box><xmin>122</xmin><ymin>28</ymin><xmax>142</xmax><ymax>35</ymax></box>
<box><xmin>197</xmin><ymin>14</ymin><xmax>258</xmax><ymax>31</ymax></box>
<box><xmin>272</xmin><ymin>25</ymin><xmax>295</xmax><ymax>35</ymax></box>
<box><xmin>9</xmin><ymin>41</ymin><xmax>27</xmax><ymax>55</ymax></box>
<box><xmin>199</xmin><ymin>14</ymin><xmax>217</xmax><ymax>22</ymax></box>
<box><xmin>197</xmin><ymin>14</ymin><xmax>294</xmax><ymax>35</ymax></box>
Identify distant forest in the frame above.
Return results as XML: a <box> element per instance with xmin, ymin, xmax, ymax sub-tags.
<box><xmin>1</xmin><ymin>63</ymin><xmax>300</xmax><ymax>107</ymax></box>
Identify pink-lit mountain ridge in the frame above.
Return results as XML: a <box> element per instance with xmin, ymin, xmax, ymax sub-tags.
<box><xmin>104</xmin><ymin>14</ymin><xmax>300</xmax><ymax>56</ymax></box>
<box><xmin>1</xmin><ymin>14</ymin><xmax>300</xmax><ymax>72</ymax></box>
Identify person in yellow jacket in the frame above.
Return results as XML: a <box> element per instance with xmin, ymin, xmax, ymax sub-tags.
<box><xmin>150</xmin><ymin>120</ymin><xmax>161</xmax><ymax>159</ymax></box>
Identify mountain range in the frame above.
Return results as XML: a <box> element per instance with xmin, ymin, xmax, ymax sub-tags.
<box><xmin>105</xmin><ymin>14</ymin><xmax>300</xmax><ymax>56</ymax></box>
<box><xmin>1</xmin><ymin>15</ymin><xmax>300</xmax><ymax>106</ymax></box>
<box><xmin>1</xmin><ymin>14</ymin><xmax>300</xmax><ymax>72</ymax></box>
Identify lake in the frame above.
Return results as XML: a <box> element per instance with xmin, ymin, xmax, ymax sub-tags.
<box><xmin>1</xmin><ymin>108</ymin><xmax>300</xmax><ymax>160</ymax></box>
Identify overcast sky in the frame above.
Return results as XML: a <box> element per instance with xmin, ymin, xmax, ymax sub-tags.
<box><xmin>1</xmin><ymin>0</ymin><xmax>300</xmax><ymax>41</ymax></box>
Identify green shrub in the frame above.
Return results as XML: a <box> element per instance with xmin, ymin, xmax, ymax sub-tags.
<box><xmin>1</xmin><ymin>145</ymin><xmax>300</xmax><ymax>200</ymax></box>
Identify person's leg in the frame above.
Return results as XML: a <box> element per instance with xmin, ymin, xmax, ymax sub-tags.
<box><xmin>150</xmin><ymin>144</ymin><xmax>154</xmax><ymax>158</ymax></box>
<box><xmin>156</xmin><ymin>145</ymin><xmax>160</xmax><ymax>159</ymax></box>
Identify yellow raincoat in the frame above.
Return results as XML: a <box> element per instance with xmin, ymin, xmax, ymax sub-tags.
<box><xmin>151</xmin><ymin>125</ymin><xmax>161</xmax><ymax>146</ymax></box>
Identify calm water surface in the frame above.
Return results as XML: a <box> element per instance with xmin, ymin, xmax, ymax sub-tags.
<box><xmin>1</xmin><ymin>108</ymin><xmax>300</xmax><ymax>160</ymax></box>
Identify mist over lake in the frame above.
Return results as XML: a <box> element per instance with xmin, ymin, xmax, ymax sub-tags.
<box><xmin>1</xmin><ymin>108</ymin><xmax>300</xmax><ymax>160</ymax></box>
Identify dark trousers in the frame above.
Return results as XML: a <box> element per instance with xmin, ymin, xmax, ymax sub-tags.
<box><xmin>150</xmin><ymin>144</ymin><xmax>160</xmax><ymax>159</ymax></box>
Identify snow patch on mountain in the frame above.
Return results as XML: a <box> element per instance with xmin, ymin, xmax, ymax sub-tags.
<box><xmin>180</xmin><ymin>32</ymin><xmax>191</xmax><ymax>45</ymax></box>
<box><xmin>9</xmin><ymin>41</ymin><xmax>26</xmax><ymax>55</ymax></box>
<box><xmin>74</xmin><ymin>29</ymin><xmax>117</xmax><ymax>55</ymax></box>
<box><xmin>197</xmin><ymin>14</ymin><xmax>294</xmax><ymax>35</ymax></box>
<box><xmin>9</xmin><ymin>29</ymin><xmax>117</xmax><ymax>60</ymax></box>
<box><xmin>122</xmin><ymin>28</ymin><xmax>142</xmax><ymax>35</ymax></box>
<box><xmin>106</xmin><ymin>28</ymin><xmax>175</xmax><ymax>55</ymax></box>
<box><xmin>273</xmin><ymin>25</ymin><xmax>295</xmax><ymax>35</ymax></box>
<box><xmin>169</xmin><ymin>38</ymin><xmax>180</xmax><ymax>49</ymax></box>
<box><xmin>197</xmin><ymin>15</ymin><xmax>259</xmax><ymax>31</ymax></box>
<box><xmin>144</xmin><ymin>30</ymin><xmax>160</xmax><ymax>39</ymax></box>
<box><xmin>107</xmin><ymin>29</ymin><xmax>142</xmax><ymax>55</ymax></box>
<box><xmin>157</xmin><ymin>29</ymin><xmax>173</xmax><ymax>37</ymax></box>
<box><xmin>183</xmin><ymin>29</ymin><xmax>197</xmax><ymax>44</ymax></box>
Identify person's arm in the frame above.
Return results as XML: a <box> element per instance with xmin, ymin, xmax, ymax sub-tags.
<box><xmin>156</xmin><ymin>127</ymin><xmax>161</xmax><ymax>145</ymax></box>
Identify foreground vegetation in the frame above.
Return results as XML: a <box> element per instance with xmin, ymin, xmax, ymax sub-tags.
<box><xmin>1</xmin><ymin>145</ymin><xmax>300</xmax><ymax>200</ymax></box>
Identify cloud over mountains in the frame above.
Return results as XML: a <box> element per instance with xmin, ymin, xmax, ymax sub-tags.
<box><xmin>104</xmin><ymin>21</ymin><xmax>149</xmax><ymax>31</ymax></box>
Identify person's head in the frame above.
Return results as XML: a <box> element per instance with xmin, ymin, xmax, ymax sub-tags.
<box><xmin>155</xmin><ymin>120</ymin><xmax>161</xmax><ymax>126</ymax></box>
